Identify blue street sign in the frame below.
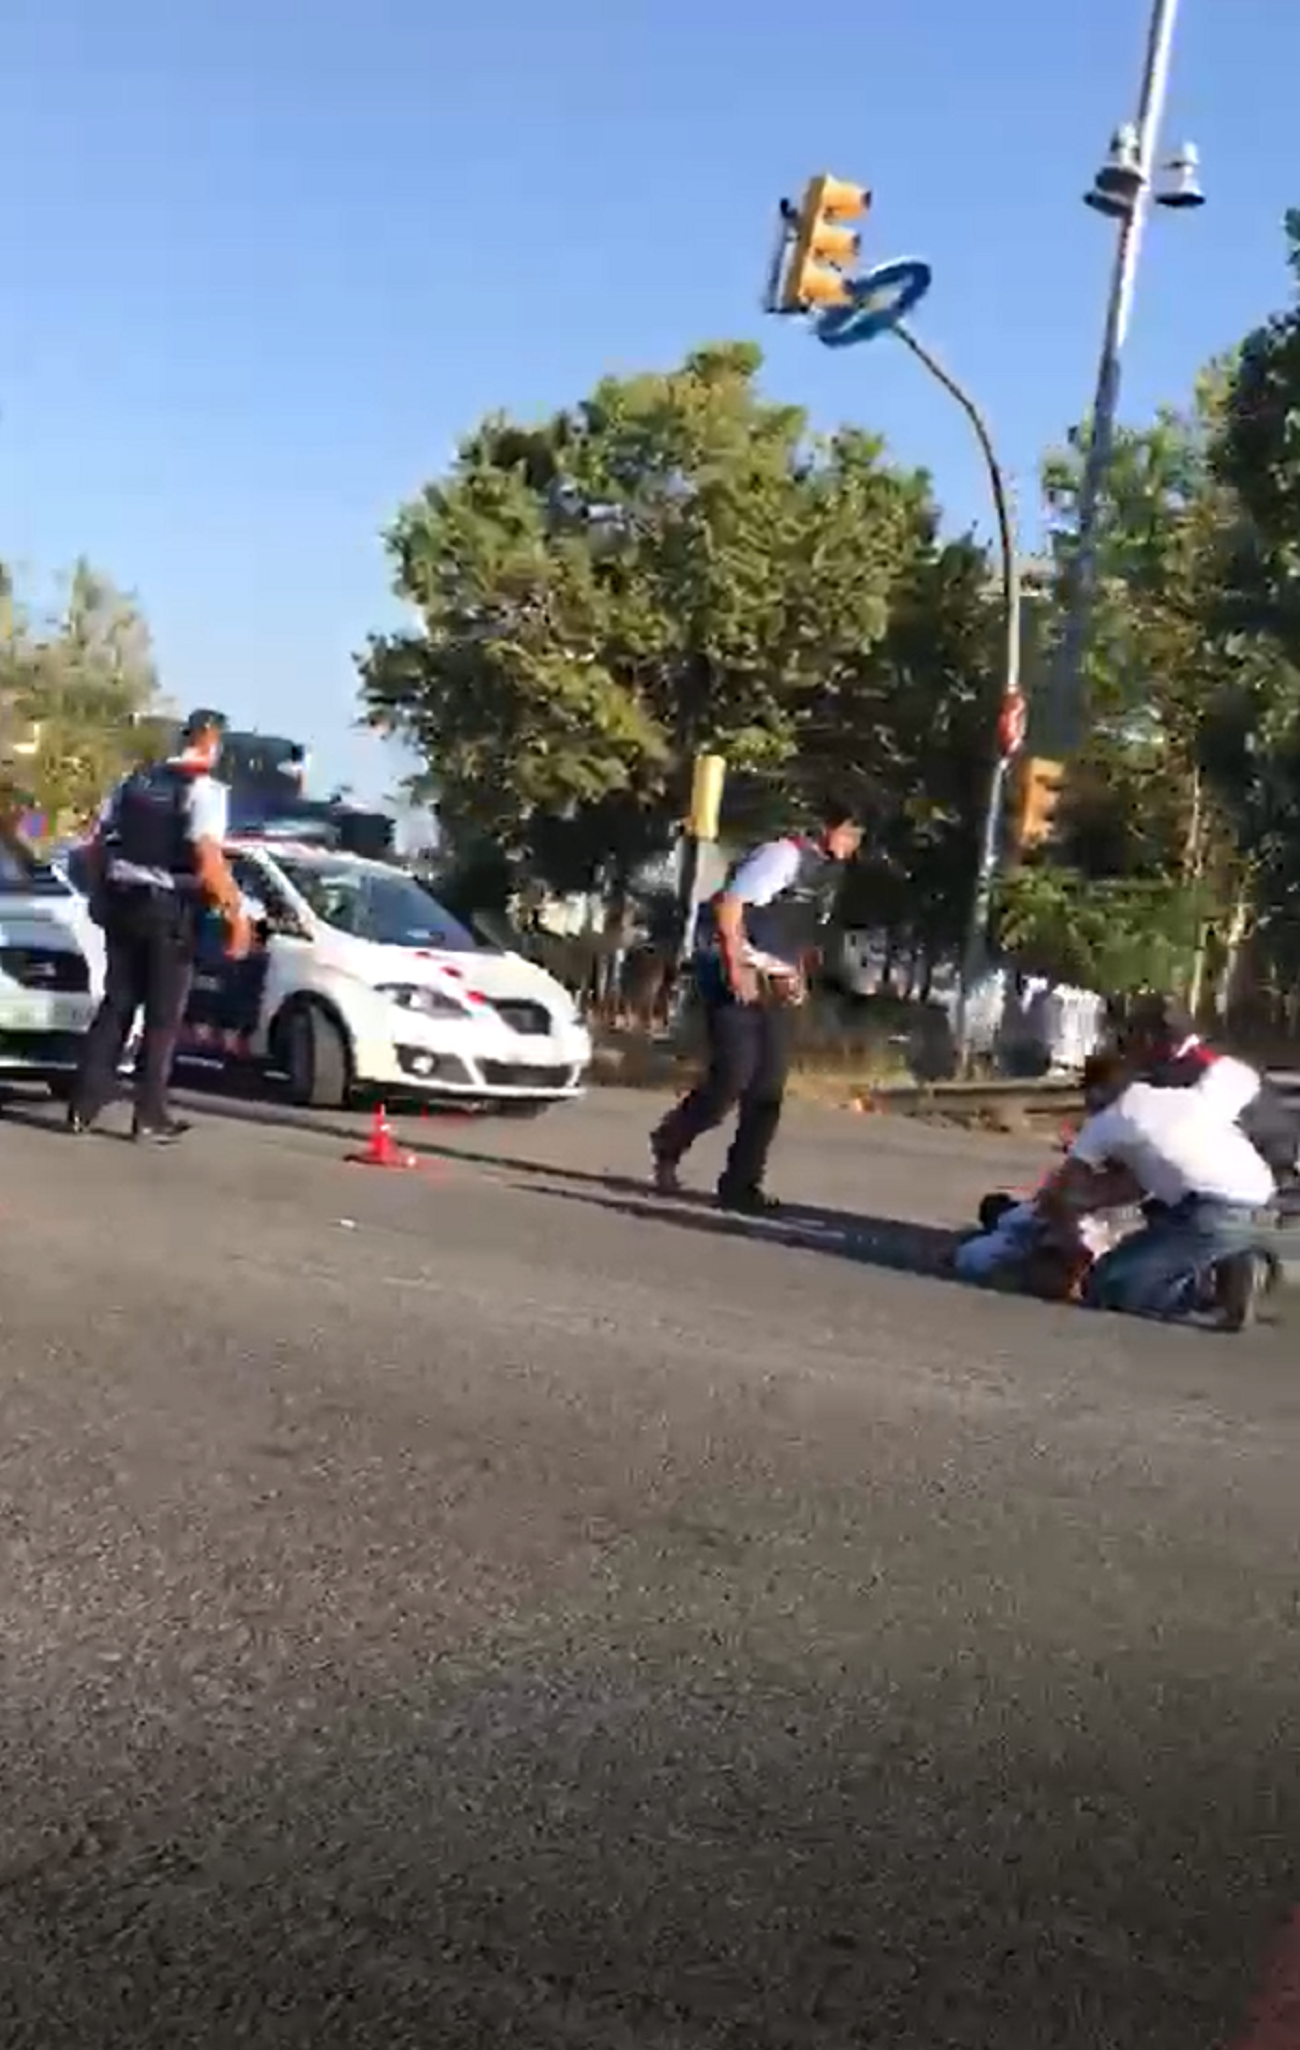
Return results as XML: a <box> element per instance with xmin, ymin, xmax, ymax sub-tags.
<box><xmin>814</xmin><ymin>258</ymin><xmax>933</xmax><ymax>349</ymax></box>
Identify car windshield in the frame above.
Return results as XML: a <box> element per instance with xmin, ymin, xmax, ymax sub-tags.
<box><xmin>0</xmin><ymin>845</ymin><xmax>73</xmax><ymax>896</ymax></box>
<box><xmin>272</xmin><ymin>856</ymin><xmax>489</xmax><ymax>951</ymax></box>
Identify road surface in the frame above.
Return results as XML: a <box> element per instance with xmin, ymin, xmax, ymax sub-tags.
<box><xmin>0</xmin><ymin>1086</ymin><xmax>1297</xmax><ymax>2049</ymax></box>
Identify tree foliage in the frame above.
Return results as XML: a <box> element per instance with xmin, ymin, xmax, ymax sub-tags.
<box><xmin>0</xmin><ymin>559</ymin><xmax>164</xmax><ymax>832</ymax></box>
<box><xmin>359</xmin><ymin>342</ymin><xmax>994</xmax><ymax>899</ymax></box>
<box><xmin>1001</xmin><ymin>347</ymin><xmax>1300</xmax><ymax>1011</ymax></box>
<box><xmin>360</xmin><ymin>230</ymin><xmax>1300</xmax><ymax>1033</ymax></box>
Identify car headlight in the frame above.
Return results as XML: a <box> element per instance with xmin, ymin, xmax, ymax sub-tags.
<box><xmin>378</xmin><ymin>982</ymin><xmax>472</xmax><ymax>1020</ymax></box>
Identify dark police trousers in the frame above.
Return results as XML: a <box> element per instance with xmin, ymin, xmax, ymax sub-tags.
<box><xmin>654</xmin><ymin>988</ymin><xmax>795</xmax><ymax>1198</ymax></box>
<box><xmin>74</xmin><ymin>886</ymin><xmax>198</xmax><ymax>1127</ymax></box>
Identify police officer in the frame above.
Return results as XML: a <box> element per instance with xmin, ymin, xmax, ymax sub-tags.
<box><xmin>651</xmin><ymin>801</ymin><xmax>863</xmax><ymax>1213</ymax></box>
<box><xmin>69</xmin><ymin>709</ymin><xmax>251</xmax><ymax>1143</ymax></box>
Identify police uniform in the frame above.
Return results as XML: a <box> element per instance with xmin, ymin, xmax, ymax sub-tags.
<box><xmin>652</xmin><ymin>834</ymin><xmax>840</xmax><ymax>1210</ymax></box>
<box><xmin>70</xmin><ymin>750</ymin><xmax>229</xmax><ymax>1137</ymax></box>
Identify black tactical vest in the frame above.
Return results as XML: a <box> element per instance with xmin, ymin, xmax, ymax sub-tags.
<box><xmin>108</xmin><ymin>762</ymin><xmax>201</xmax><ymax>890</ymax></box>
<box><xmin>699</xmin><ymin>837</ymin><xmax>837</xmax><ymax>967</ymax></box>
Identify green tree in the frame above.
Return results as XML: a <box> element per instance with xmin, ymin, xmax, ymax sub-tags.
<box><xmin>359</xmin><ymin>341</ymin><xmax>924</xmax><ymax>892</ymax></box>
<box><xmin>0</xmin><ymin>559</ymin><xmax>164</xmax><ymax>833</ymax></box>
<box><xmin>834</xmin><ymin>529</ymin><xmax>1002</xmax><ymax>968</ymax></box>
<box><xmin>1218</xmin><ymin>209</ymin><xmax>1300</xmax><ymax>1008</ymax></box>
<box><xmin>1220</xmin><ymin>208</ymin><xmax>1300</xmax><ymax>666</ymax></box>
<box><xmin>1015</xmin><ymin>370</ymin><xmax>1296</xmax><ymax>1012</ymax></box>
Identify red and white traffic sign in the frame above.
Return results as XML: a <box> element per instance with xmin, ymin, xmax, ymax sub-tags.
<box><xmin>997</xmin><ymin>688</ymin><xmax>1028</xmax><ymax>760</ymax></box>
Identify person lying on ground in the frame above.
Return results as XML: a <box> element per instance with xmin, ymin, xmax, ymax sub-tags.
<box><xmin>954</xmin><ymin>1055</ymin><xmax>1136</xmax><ymax>1300</ymax></box>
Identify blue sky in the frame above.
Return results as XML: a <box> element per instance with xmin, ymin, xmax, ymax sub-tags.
<box><xmin>2</xmin><ymin>0</ymin><xmax>1296</xmax><ymax>798</ymax></box>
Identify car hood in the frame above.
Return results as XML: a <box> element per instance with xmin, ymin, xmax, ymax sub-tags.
<box><xmin>321</xmin><ymin>936</ymin><xmax>576</xmax><ymax>1013</ymax></box>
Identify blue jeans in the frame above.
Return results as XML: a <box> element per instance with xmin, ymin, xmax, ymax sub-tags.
<box><xmin>1084</xmin><ymin>1198</ymin><xmax>1268</xmax><ymax>1318</ymax></box>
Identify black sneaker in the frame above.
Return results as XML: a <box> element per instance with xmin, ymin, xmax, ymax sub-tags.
<box><xmin>131</xmin><ymin>1117</ymin><xmax>191</xmax><ymax>1146</ymax></box>
<box><xmin>716</xmin><ymin>1185</ymin><xmax>781</xmax><ymax>1218</ymax></box>
<box><xmin>65</xmin><ymin>1108</ymin><xmax>98</xmax><ymax>1136</ymax></box>
<box><xmin>1213</xmin><ymin>1251</ymin><xmax>1268</xmax><ymax>1333</ymax></box>
<box><xmin>650</xmin><ymin>1145</ymin><xmax>682</xmax><ymax>1196</ymax></box>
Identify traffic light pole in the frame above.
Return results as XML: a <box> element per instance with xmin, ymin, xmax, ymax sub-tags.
<box><xmin>892</xmin><ymin>323</ymin><xmax>1022</xmax><ymax>1073</ymax></box>
<box><xmin>1053</xmin><ymin>0</ymin><xmax>1183</xmax><ymax>753</ymax></box>
<box><xmin>767</xmin><ymin>170</ymin><xmax>1020</xmax><ymax>1071</ymax></box>
<box><xmin>762</xmin><ymin>203</ymin><xmax>796</xmax><ymax>316</ymax></box>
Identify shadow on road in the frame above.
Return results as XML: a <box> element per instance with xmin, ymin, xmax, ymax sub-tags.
<box><xmin>528</xmin><ymin>1179</ymin><xmax>961</xmax><ymax>1278</ymax></box>
<box><xmin>3</xmin><ymin>1081</ymin><xmax>715</xmax><ymax>1210</ymax></box>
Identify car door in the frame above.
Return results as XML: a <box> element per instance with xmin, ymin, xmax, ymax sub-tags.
<box><xmin>181</xmin><ymin>855</ymin><xmax>282</xmax><ymax>1058</ymax></box>
<box><xmin>228</xmin><ymin>852</ymin><xmax>314</xmax><ymax>1054</ymax></box>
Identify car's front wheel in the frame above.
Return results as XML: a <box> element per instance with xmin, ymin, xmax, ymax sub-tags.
<box><xmin>276</xmin><ymin>1002</ymin><xmax>351</xmax><ymax>1110</ymax></box>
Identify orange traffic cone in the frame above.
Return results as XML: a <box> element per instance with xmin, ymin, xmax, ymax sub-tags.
<box><xmin>348</xmin><ymin>1103</ymin><xmax>417</xmax><ymax>1170</ymax></box>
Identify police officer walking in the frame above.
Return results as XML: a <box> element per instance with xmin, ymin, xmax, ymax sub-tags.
<box><xmin>651</xmin><ymin>801</ymin><xmax>863</xmax><ymax>1213</ymax></box>
<box><xmin>69</xmin><ymin>709</ymin><xmax>251</xmax><ymax>1143</ymax></box>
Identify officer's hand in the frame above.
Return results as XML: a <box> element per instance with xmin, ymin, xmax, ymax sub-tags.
<box><xmin>728</xmin><ymin>962</ymin><xmax>760</xmax><ymax>1005</ymax></box>
<box><xmin>224</xmin><ymin>910</ymin><xmax>254</xmax><ymax>960</ymax></box>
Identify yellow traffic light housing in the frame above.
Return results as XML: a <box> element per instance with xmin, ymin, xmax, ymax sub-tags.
<box><xmin>780</xmin><ymin>174</ymin><xmax>870</xmax><ymax>311</ymax></box>
<box><xmin>1016</xmin><ymin>756</ymin><xmax>1065</xmax><ymax>852</ymax></box>
<box><xmin>687</xmin><ymin>753</ymin><xmax>726</xmax><ymax>842</ymax></box>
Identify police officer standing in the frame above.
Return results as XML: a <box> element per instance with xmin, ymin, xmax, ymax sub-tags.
<box><xmin>69</xmin><ymin>709</ymin><xmax>251</xmax><ymax>1143</ymax></box>
<box><xmin>651</xmin><ymin>801</ymin><xmax>863</xmax><ymax>1213</ymax></box>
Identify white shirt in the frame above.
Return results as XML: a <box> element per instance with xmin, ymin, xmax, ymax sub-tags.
<box><xmin>1070</xmin><ymin>1080</ymin><xmax>1274</xmax><ymax>1210</ymax></box>
<box><xmin>723</xmin><ymin>838</ymin><xmax>811</xmax><ymax>973</ymax></box>
<box><xmin>1180</xmin><ymin>1047</ymin><xmax>1262</xmax><ymax>1122</ymax></box>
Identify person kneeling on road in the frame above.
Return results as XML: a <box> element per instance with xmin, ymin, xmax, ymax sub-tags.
<box><xmin>1038</xmin><ymin>1053</ymin><xmax>1277</xmax><ymax>1331</ymax></box>
<box><xmin>1118</xmin><ymin>991</ymin><xmax>1300</xmax><ymax>1189</ymax></box>
<box><xmin>955</xmin><ymin>1055</ymin><xmax>1133</xmax><ymax>1300</ymax></box>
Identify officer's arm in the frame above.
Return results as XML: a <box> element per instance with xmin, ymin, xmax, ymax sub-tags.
<box><xmin>187</xmin><ymin>780</ymin><xmax>242</xmax><ymax>922</ymax></box>
<box><xmin>712</xmin><ymin>891</ymin><xmax>748</xmax><ymax>983</ymax></box>
<box><xmin>715</xmin><ymin>841</ymin><xmax>803</xmax><ymax>982</ymax></box>
<box><xmin>1038</xmin><ymin>1103</ymin><xmax>1139</xmax><ymax>1221</ymax></box>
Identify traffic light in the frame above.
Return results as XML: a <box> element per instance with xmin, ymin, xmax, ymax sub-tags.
<box><xmin>779</xmin><ymin>174</ymin><xmax>870</xmax><ymax>311</ymax></box>
<box><xmin>1015</xmin><ymin>756</ymin><xmax>1065</xmax><ymax>851</ymax></box>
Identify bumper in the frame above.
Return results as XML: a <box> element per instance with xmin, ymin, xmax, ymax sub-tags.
<box><xmin>0</xmin><ymin>994</ymin><xmax>96</xmax><ymax>1075</ymax></box>
<box><xmin>0</xmin><ymin>1027</ymin><xmax>86</xmax><ymax>1076</ymax></box>
<box><xmin>355</xmin><ymin>1024</ymin><xmax>592</xmax><ymax>1101</ymax></box>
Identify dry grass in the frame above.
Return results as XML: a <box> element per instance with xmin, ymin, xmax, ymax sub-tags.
<box><xmin>591</xmin><ymin>1008</ymin><xmax>914</xmax><ymax>1109</ymax></box>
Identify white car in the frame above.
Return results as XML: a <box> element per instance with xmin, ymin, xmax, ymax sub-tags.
<box><xmin>179</xmin><ymin>839</ymin><xmax>592</xmax><ymax>1112</ymax></box>
<box><xmin>0</xmin><ymin>847</ymin><xmax>105</xmax><ymax>1094</ymax></box>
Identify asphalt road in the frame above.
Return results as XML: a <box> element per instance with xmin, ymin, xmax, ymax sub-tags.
<box><xmin>1</xmin><ymin>1085</ymin><xmax>1298</xmax><ymax>2049</ymax></box>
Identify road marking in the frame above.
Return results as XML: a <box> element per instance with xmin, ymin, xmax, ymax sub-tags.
<box><xmin>1234</xmin><ymin>1910</ymin><xmax>1300</xmax><ymax>2050</ymax></box>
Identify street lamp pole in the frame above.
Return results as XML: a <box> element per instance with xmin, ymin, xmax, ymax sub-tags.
<box><xmin>1054</xmin><ymin>0</ymin><xmax>1193</xmax><ymax>752</ymax></box>
<box><xmin>892</xmin><ymin>324</ymin><xmax>1022</xmax><ymax>1069</ymax></box>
